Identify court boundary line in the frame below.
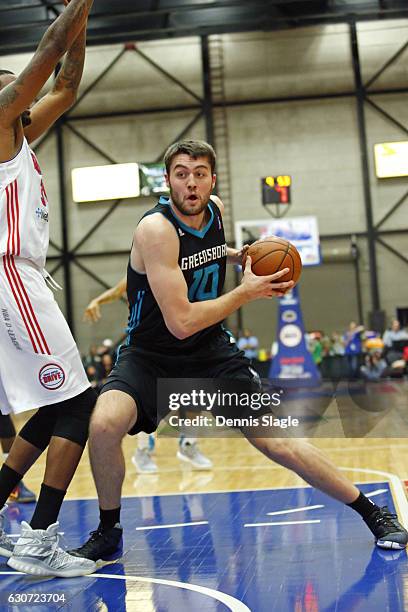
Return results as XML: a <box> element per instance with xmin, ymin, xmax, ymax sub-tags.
<box><xmin>0</xmin><ymin>572</ymin><xmax>250</xmax><ymax>612</ymax></box>
<box><xmin>66</xmin><ymin>478</ymin><xmax>387</xmax><ymax>500</ymax></box>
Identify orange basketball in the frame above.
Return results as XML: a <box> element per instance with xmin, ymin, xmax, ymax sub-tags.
<box><xmin>242</xmin><ymin>236</ymin><xmax>302</xmax><ymax>285</ymax></box>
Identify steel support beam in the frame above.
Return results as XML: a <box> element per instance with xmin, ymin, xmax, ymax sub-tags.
<box><xmin>350</xmin><ymin>20</ymin><xmax>380</xmax><ymax>313</ymax></box>
<box><xmin>365</xmin><ymin>97</ymin><xmax>408</xmax><ymax>136</ymax></box>
<box><xmin>66</xmin><ymin>87</ymin><xmax>408</xmax><ymax>123</ymax></box>
<box><xmin>153</xmin><ymin>110</ymin><xmax>204</xmax><ymax>163</ymax></box>
<box><xmin>201</xmin><ymin>35</ymin><xmax>215</xmax><ymax>146</ymax></box>
<box><xmin>376</xmin><ymin>237</ymin><xmax>408</xmax><ymax>267</ymax></box>
<box><xmin>375</xmin><ymin>189</ymin><xmax>408</xmax><ymax>231</ymax></box>
<box><xmin>65</xmin><ymin>123</ymin><xmax>117</xmax><ymax>164</ymax></box>
<box><xmin>365</xmin><ymin>39</ymin><xmax>408</xmax><ymax>90</ymax></box>
<box><xmin>134</xmin><ymin>46</ymin><xmax>203</xmax><ymax>104</ymax></box>
<box><xmin>68</xmin><ymin>47</ymin><xmax>127</xmax><ymax>115</ymax></box>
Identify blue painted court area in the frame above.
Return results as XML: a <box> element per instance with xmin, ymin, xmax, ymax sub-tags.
<box><xmin>1</xmin><ymin>483</ymin><xmax>407</xmax><ymax>611</ymax></box>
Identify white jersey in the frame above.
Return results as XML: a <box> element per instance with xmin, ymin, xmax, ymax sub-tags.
<box><xmin>0</xmin><ymin>138</ymin><xmax>49</xmax><ymax>269</ymax></box>
<box><xmin>0</xmin><ymin>139</ymin><xmax>90</xmax><ymax>414</ymax></box>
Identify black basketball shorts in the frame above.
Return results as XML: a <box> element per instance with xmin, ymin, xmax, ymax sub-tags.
<box><xmin>100</xmin><ymin>331</ymin><xmax>271</xmax><ymax>435</ymax></box>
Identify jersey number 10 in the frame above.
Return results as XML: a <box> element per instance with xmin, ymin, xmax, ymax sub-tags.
<box><xmin>188</xmin><ymin>264</ymin><xmax>219</xmax><ymax>302</ymax></box>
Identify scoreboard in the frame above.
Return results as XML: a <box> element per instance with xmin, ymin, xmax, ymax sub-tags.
<box><xmin>261</xmin><ymin>175</ymin><xmax>291</xmax><ymax>205</ymax></box>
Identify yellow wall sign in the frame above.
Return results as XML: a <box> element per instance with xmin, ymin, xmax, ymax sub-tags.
<box><xmin>374</xmin><ymin>141</ymin><xmax>408</xmax><ymax>178</ymax></box>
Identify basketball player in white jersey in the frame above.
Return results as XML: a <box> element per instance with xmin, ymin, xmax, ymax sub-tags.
<box><xmin>0</xmin><ymin>0</ymin><xmax>97</xmax><ymax>577</ymax></box>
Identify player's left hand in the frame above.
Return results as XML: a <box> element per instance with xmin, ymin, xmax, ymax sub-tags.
<box><xmin>228</xmin><ymin>245</ymin><xmax>249</xmax><ymax>265</ymax></box>
<box><xmin>238</xmin><ymin>244</ymin><xmax>249</xmax><ymax>262</ymax></box>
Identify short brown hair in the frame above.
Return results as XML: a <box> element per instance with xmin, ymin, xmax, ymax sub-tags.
<box><xmin>164</xmin><ymin>140</ymin><xmax>216</xmax><ymax>174</ymax></box>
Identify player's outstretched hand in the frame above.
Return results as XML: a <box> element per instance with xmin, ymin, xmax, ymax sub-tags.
<box><xmin>241</xmin><ymin>256</ymin><xmax>294</xmax><ymax>300</ymax></box>
<box><xmin>83</xmin><ymin>299</ymin><xmax>101</xmax><ymax>323</ymax></box>
<box><xmin>237</xmin><ymin>244</ymin><xmax>249</xmax><ymax>264</ymax></box>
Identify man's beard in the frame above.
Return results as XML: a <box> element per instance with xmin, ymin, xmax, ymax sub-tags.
<box><xmin>169</xmin><ymin>187</ymin><xmax>211</xmax><ymax>217</ymax></box>
<box><xmin>21</xmin><ymin>111</ymin><xmax>31</xmax><ymax>127</ymax></box>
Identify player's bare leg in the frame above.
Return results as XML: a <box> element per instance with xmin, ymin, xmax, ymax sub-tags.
<box><xmin>68</xmin><ymin>391</ymin><xmax>138</xmax><ymax>562</ymax></box>
<box><xmin>3</xmin><ymin>437</ymin><xmax>42</xmax><ymax>477</ymax></box>
<box><xmin>0</xmin><ymin>416</ymin><xmax>37</xmax><ymax>503</ymax></box>
<box><xmin>22</xmin><ymin>437</ymin><xmax>83</xmax><ymax>530</ymax></box>
<box><xmin>244</xmin><ymin>434</ymin><xmax>359</xmax><ymax>502</ymax></box>
<box><xmin>41</xmin><ymin>437</ymin><xmax>84</xmax><ymax>490</ymax></box>
<box><xmin>243</xmin><ymin>430</ymin><xmax>408</xmax><ymax>549</ymax></box>
<box><xmin>89</xmin><ymin>390</ymin><xmax>137</xmax><ymax>509</ymax></box>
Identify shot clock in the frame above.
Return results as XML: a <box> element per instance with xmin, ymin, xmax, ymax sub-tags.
<box><xmin>261</xmin><ymin>175</ymin><xmax>291</xmax><ymax>205</ymax></box>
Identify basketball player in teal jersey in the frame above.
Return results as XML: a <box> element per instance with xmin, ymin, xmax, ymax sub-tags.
<box><xmin>71</xmin><ymin>140</ymin><xmax>407</xmax><ymax>563</ymax></box>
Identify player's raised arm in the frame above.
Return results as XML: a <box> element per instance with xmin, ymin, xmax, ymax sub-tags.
<box><xmin>136</xmin><ymin>215</ymin><xmax>293</xmax><ymax>340</ymax></box>
<box><xmin>0</xmin><ymin>0</ymin><xmax>93</xmax><ymax>138</ymax></box>
<box><xmin>24</xmin><ymin>8</ymin><xmax>89</xmax><ymax>143</ymax></box>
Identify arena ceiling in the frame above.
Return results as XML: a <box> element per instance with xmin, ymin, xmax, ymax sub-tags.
<box><xmin>0</xmin><ymin>0</ymin><xmax>408</xmax><ymax>55</ymax></box>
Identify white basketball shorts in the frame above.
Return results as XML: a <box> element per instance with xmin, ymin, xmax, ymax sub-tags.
<box><xmin>0</xmin><ymin>256</ymin><xmax>89</xmax><ymax>414</ymax></box>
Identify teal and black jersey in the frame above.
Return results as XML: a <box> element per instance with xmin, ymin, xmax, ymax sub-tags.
<box><xmin>126</xmin><ymin>196</ymin><xmax>227</xmax><ymax>354</ymax></box>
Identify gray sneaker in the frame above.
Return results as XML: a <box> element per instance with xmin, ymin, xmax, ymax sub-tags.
<box><xmin>177</xmin><ymin>443</ymin><xmax>213</xmax><ymax>470</ymax></box>
<box><xmin>132</xmin><ymin>448</ymin><xmax>158</xmax><ymax>474</ymax></box>
<box><xmin>0</xmin><ymin>505</ymin><xmax>14</xmax><ymax>558</ymax></box>
<box><xmin>7</xmin><ymin>521</ymin><xmax>96</xmax><ymax>577</ymax></box>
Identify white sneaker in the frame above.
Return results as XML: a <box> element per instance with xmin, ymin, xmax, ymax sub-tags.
<box><xmin>177</xmin><ymin>443</ymin><xmax>213</xmax><ymax>470</ymax></box>
<box><xmin>0</xmin><ymin>505</ymin><xmax>14</xmax><ymax>558</ymax></box>
<box><xmin>132</xmin><ymin>448</ymin><xmax>158</xmax><ymax>474</ymax></box>
<box><xmin>7</xmin><ymin>521</ymin><xmax>96</xmax><ymax>577</ymax></box>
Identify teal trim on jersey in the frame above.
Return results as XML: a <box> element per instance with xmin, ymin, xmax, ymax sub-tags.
<box><xmin>114</xmin><ymin>344</ymin><xmax>123</xmax><ymax>364</ymax></box>
<box><xmin>158</xmin><ymin>196</ymin><xmax>214</xmax><ymax>239</ymax></box>
<box><xmin>126</xmin><ymin>290</ymin><xmax>145</xmax><ymax>344</ymax></box>
<box><xmin>221</xmin><ymin>324</ymin><xmax>236</xmax><ymax>343</ymax></box>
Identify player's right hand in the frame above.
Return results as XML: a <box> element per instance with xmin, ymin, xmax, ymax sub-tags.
<box><xmin>241</xmin><ymin>256</ymin><xmax>294</xmax><ymax>300</ymax></box>
<box><xmin>83</xmin><ymin>299</ymin><xmax>101</xmax><ymax>323</ymax></box>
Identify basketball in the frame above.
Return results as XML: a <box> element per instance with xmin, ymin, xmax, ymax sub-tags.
<box><xmin>242</xmin><ymin>236</ymin><xmax>303</xmax><ymax>285</ymax></box>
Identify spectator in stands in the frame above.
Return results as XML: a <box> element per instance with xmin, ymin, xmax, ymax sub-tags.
<box><xmin>383</xmin><ymin>319</ymin><xmax>408</xmax><ymax>347</ymax></box>
<box><xmin>330</xmin><ymin>332</ymin><xmax>345</xmax><ymax>356</ymax></box>
<box><xmin>237</xmin><ymin>329</ymin><xmax>259</xmax><ymax>361</ymax></box>
<box><xmin>310</xmin><ymin>334</ymin><xmax>323</xmax><ymax>367</ymax></box>
<box><xmin>343</xmin><ymin>321</ymin><xmax>365</xmax><ymax>378</ymax></box>
<box><xmin>82</xmin><ymin>344</ymin><xmax>99</xmax><ymax>370</ymax></box>
<box><xmin>360</xmin><ymin>351</ymin><xmax>387</xmax><ymax>381</ymax></box>
<box><xmin>321</xmin><ymin>333</ymin><xmax>332</xmax><ymax>358</ymax></box>
<box><xmin>85</xmin><ymin>365</ymin><xmax>102</xmax><ymax>393</ymax></box>
<box><xmin>383</xmin><ymin>319</ymin><xmax>408</xmax><ymax>365</ymax></box>
<box><xmin>99</xmin><ymin>353</ymin><xmax>114</xmax><ymax>386</ymax></box>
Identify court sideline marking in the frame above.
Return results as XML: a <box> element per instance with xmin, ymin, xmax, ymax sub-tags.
<box><xmin>0</xmin><ymin>572</ymin><xmax>251</xmax><ymax>612</ymax></box>
<box><xmin>135</xmin><ymin>521</ymin><xmax>208</xmax><ymax>530</ymax></box>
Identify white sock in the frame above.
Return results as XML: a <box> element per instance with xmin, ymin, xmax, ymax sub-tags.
<box><xmin>2</xmin><ymin>453</ymin><xmax>8</xmax><ymax>462</ymax></box>
<box><xmin>137</xmin><ymin>432</ymin><xmax>150</xmax><ymax>451</ymax></box>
